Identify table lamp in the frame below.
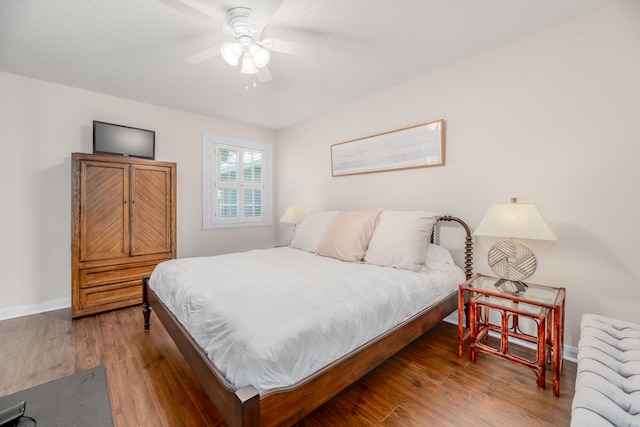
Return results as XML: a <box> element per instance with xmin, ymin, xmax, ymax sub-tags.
<box><xmin>473</xmin><ymin>198</ymin><xmax>557</xmax><ymax>294</ymax></box>
<box><xmin>280</xmin><ymin>205</ymin><xmax>306</xmax><ymax>244</ymax></box>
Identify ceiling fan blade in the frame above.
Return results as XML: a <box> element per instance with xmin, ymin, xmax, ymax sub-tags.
<box><xmin>249</xmin><ymin>0</ymin><xmax>284</xmax><ymax>33</ymax></box>
<box><xmin>157</xmin><ymin>0</ymin><xmax>225</xmax><ymax>30</ymax></box>
<box><xmin>257</xmin><ymin>66</ymin><xmax>273</xmax><ymax>83</ymax></box>
<box><xmin>266</xmin><ymin>38</ymin><xmax>307</xmax><ymax>56</ymax></box>
<box><xmin>185</xmin><ymin>43</ymin><xmax>225</xmax><ymax>64</ymax></box>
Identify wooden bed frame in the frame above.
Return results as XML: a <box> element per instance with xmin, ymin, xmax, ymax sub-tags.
<box><xmin>143</xmin><ymin>216</ymin><xmax>473</xmax><ymax>427</ymax></box>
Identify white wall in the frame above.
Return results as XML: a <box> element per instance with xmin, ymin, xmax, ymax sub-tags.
<box><xmin>0</xmin><ymin>72</ymin><xmax>276</xmax><ymax>317</ymax></box>
<box><xmin>276</xmin><ymin>0</ymin><xmax>640</xmax><ymax>348</ymax></box>
<box><xmin>1</xmin><ymin>1</ymin><xmax>638</xmax><ymax>347</ymax></box>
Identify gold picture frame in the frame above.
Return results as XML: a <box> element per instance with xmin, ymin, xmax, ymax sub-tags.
<box><xmin>330</xmin><ymin>119</ymin><xmax>445</xmax><ymax>177</ymax></box>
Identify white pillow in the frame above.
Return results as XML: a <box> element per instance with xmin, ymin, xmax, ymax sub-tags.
<box><xmin>365</xmin><ymin>210</ymin><xmax>438</xmax><ymax>271</ymax></box>
<box><xmin>426</xmin><ymin>243</ymin><xmax>456</xmax><ymax>266</ymax></box>
<box><xmin>290</xmin><ymin>211</ymin><xmax>338</xmax><ymax>253</ymax></box>
<box><xmin>317</xmin><ymin>210</ymin><xmax>381</xmax><ymax>262</ymax></box>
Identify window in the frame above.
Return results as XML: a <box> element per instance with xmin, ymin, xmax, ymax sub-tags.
<box><xmin>203</xmin><ymin>133</ymin><xmax>272</xmax><ymax>229</ymax></box>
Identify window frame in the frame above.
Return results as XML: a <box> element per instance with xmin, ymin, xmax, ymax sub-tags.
<box><xmin>202</xmin><ymin>133</ymin><xmax>272</xmax><ymax>230</ymax></box>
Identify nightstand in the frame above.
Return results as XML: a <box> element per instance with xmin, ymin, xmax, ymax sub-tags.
<box><xmin>458</xmin><ymin>273</ymin><xmax>566</xmax><ymax>396</ymax></box>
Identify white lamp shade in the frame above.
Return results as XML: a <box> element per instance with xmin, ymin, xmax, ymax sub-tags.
<box><xmin>240</xmin><ymin>54</ymin><xmax>259</xmax><ymax>74</ymax></box>
<box><xmin>280</xmin><ymin>206</ymin><xmax>306</xmax><ymax>224</ymax></box>
<box><xmin>220</xmin><ymin>43</ymin><xmax>242</xmax><ymax>66</ymax></box>
<box><xmin>473</xmin><ymin>202</ymin><xmax>557</xmax><ymax>241</ymax></box>
<box><xmin>250</xmin><ymin>44</ymin><xmax>270</xmax><ymax>68</ymax></box>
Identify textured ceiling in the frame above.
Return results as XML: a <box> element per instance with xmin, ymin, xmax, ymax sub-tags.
<box><xmin>0</xmin><ymin>0</ymin><xmax>613</xmax><ymax>130</ymax></box>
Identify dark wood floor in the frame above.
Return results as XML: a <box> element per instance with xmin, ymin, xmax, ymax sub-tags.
<box><xmin>0</xmin><ymin>306</ymin><xmax>576</xmax><ymax>426</ymax></box>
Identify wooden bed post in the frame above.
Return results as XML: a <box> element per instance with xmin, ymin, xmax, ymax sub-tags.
<box><xmin>143</xmin><ymin>276</ymin><xmax>152</xmax><ymax>331</ymax></box>
<box><xmin>437</xmin><ymin>216</ymin><xmax>474</xmax><ymax>332</ymax></box>
<box><xmin>437</xmin><ymin>215</ymin><xmax>474</xmax><ymax>279</ymax></box>
<box><xmin>235</xmin><ymin>386</ymin><xmax>260</xmax><ymax>427</ymax></box>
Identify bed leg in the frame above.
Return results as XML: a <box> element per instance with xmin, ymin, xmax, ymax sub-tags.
<box><xmin>235</xmin><ymin>386</ymin><xmax>260</xmax><ymax>427</ymax></box>
<box><xmin>143</xmin><ymin>302</ymin><xmax>151</xmax><ymax>331</ymax></box>
<box><xmin>143</xmin><ymin>276</ymin><xmax>151</xmax><ymax>331</ymax></box>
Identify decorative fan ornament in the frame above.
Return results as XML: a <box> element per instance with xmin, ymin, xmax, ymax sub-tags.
<box><xmin>487</xmin><ymin>239</ymin><xmax>537</xmax><ymax>282</ymax></box>
<box><xmin>486</xmin><ymin>239</ymin><xmax>537</xmax><ymax>294</ymax></box>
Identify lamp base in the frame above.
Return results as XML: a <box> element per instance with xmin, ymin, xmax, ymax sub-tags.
<box><xmin>494</xmin><ymin>279</ymin><xmax>529</xmax><ymax>295</ymax></box>
<box><xmin>286</xmin><ymin>224</ymin><xmax>300</xmax><ymax>246</ymax></box>
<box><xmin>487</xmin><ymin>239</ymin><xmax>537</xmax><ymax>285</ymax></box>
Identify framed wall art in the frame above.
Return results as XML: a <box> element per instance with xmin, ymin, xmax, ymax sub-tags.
<box><xmin>330</xmin><ymin>119</ymin><xmax>445</xmax><ymax>177</ymax></box>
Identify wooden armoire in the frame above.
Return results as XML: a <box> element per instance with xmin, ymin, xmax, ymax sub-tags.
<box><xmin>71</xmin><ymin>153</ymin><xmax>176</xmax><ymax>318</ymax></box>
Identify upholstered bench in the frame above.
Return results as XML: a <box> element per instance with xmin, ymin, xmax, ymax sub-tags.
<box><xmin>571</xmin><ymin>314</ymin><xmax>640</xmax><ymax>426</ymax></box>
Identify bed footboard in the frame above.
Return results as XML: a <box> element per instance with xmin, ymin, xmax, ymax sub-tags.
<box><xmin>143</xmin><ymin>277</ymin><xmax>261</xmax><ymax>427</ymax></box>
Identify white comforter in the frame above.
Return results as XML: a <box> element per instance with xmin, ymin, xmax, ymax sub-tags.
<box><xmin>149</xmin><ymin>246</ymin><xmax>464</xmax><ymax>392</ymax></box>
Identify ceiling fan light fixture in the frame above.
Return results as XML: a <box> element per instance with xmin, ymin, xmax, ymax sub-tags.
<box><xmin>240</xmin><ymin>54</ymin><xmax>259</xmax><ymax>74</ymax></box>
<box><xmin>221</xmin><ymin>42</ymin><xmax>242</xmax><ymax>66</ymax></box>
<box><xmin>250</xmin><ymin>44</ymin><xmax>270</xmax><ymax>68</ymax></box>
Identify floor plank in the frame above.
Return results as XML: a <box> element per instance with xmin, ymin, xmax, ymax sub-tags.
<box><xmin>0</xmin><ymin>306</ymin><xmax>576</xmax><ymax>426</ymax></box>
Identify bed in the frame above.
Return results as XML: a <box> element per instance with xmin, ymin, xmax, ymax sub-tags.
<box><xmin>143</xmin><ymin>211</ymin><xmax>473</xmax><ymax>426</ymax></box>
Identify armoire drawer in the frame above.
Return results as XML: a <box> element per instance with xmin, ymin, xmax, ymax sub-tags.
<box><xmin>79</xmin><ymin>264</ymin><xmax>157</xmax><ymax>289</ymax></box>
<box><xmin>79</xmin><ymin>281</ymin><xmax>142</xmax><ymax>310</ymax></box>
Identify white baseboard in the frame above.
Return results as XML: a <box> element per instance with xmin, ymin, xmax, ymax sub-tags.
<box><xmin>0</xmin><ymin>298</ymin><xmax>71</xmax><ymax>322</ymax></box>
<box><xmin>443</xmin><ymin>312</ymin><xmax>577</xmax><ymax>363</ymax></box>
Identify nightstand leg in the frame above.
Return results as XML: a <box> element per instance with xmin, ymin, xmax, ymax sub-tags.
<box><xmin>470</xmin><ymin>298</ymin><xmax>478</xmax><ymax>362</ymax></box>
<box><xmin>537</xmin><ymin>315</ymin><xmax>546</xmax><ymax>388</ymax></box>
<box><xmin>553</xmin><ymin>299</ymin><xmax>565</xmax><ymax>397</ymax></box>
<box><xmin>500</xmin><ymin>310</ymin><xmax>509</xmax><ymax>354</ymax></box>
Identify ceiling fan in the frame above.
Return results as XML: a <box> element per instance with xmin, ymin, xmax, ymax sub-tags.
<box><xmin>160</xmin><ymin>0</ymin><xmax>303</xmax><ymax>83</ymax></box>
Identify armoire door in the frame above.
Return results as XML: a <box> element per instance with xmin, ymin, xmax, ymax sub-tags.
<box><xmin>79</xmin><ymin>160</ymin><xmax>130</xmax><ymax>262</ymax></box>
<box><xmin>130</xmin><ymin>164</ymin><xmax>172</xmax><ymax>256</ymax></box>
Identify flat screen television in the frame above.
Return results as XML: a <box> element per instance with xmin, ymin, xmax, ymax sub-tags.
<box><xmin>93</xmin><ymin>121</ymin><xmax>155</xmax><ymax>160</ymax></box>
